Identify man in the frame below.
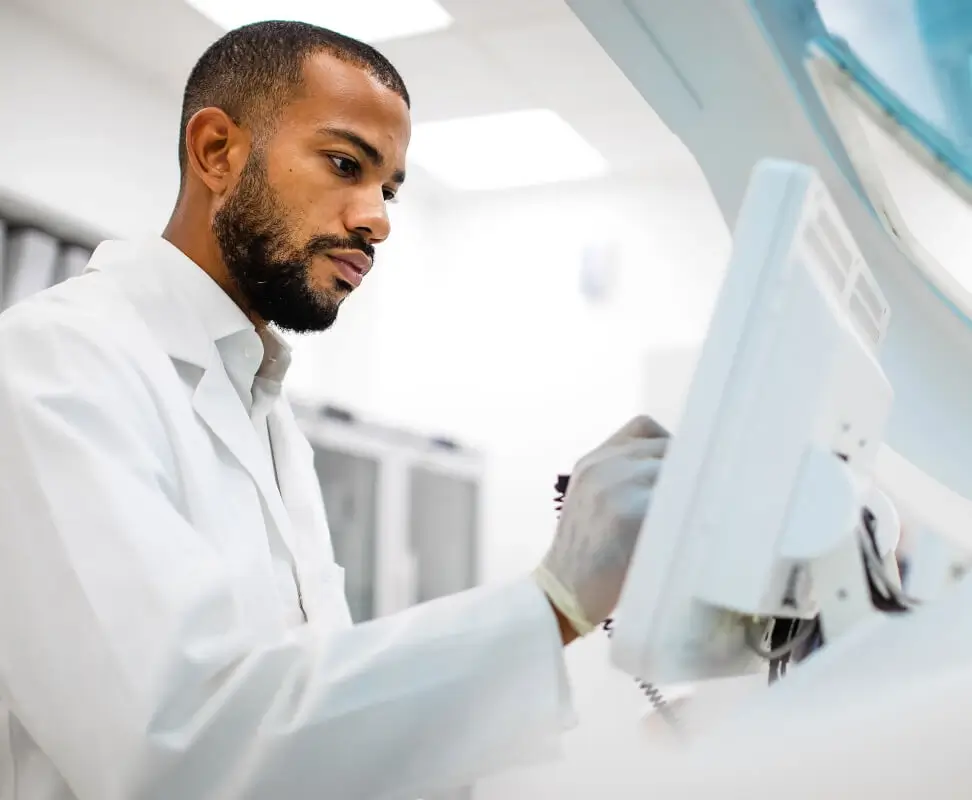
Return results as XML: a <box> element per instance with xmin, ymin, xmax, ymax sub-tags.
<box><xmin>0</xmin><ymin>21</ymin><xmax>669</xmax><ymax>800</ymax></box>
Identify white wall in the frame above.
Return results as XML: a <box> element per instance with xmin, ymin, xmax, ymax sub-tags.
<box><xmin>0</xmin><ymin>3</ymin><xmax>179</xmax><ymax>238</ymax></box>
<box><xmin>336</xmin><ymin>178</ymin><xmax>730</xmax><ymax>583</ymax></box>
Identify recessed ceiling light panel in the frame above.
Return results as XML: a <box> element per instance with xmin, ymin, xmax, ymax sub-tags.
<box><xmin>185</xmin><ymin>0</ymin><xmax>453</xmax><ymax>43</ymax></box>
<box><xmin>409</xmin><ymin>109</ymin><xmax>609</xmax><ymax>191</ymax></box>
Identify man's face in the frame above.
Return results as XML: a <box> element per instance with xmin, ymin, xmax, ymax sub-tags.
<box><xmin>213</xmin><ymin>52</ymin><xmax>410</xmax><ymax>334</ymax></box>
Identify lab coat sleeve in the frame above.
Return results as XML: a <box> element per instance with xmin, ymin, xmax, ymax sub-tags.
<box><xmin>0</xmin><ymin>313</ymin><xmax>575</xmax><ymax>800</ymax></box>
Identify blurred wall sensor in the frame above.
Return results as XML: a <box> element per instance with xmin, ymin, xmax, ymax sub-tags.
<box><xmin>579</xmin><ymin>241</ymin><xmax>621</xmax><ymax>304</ymax></box>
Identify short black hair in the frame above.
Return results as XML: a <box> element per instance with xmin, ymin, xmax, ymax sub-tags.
<box><xmin>178</xmin><ymin>20</ymin><xmax>410</xmax><ymax>180</ymax></box>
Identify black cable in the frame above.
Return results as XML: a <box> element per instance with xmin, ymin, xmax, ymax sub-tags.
<box><xmin>767</xmin><ymin>617</ymin><xmax>800</xmax><ymax>684</ymax></box>
<box><xmin>791</xmin><ymin>616</ymin><xmax>823</xmax><ymax>663</ymax></box>
<box><xmin>554</xmin><ymin>473</ymin><xmax>570</xmax><ymax>514</ymax></box>
<box><xmin>602</xmin><ymin>616</ymin><xmax>681</xmax><ymax>728</ymax></box>
<box><xmin>860</xmin><ymin>507</ymin><xmax>916</xmax><ymax>614</ymax></box>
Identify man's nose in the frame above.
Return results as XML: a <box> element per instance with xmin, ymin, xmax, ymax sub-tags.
<box><xmin>346</xmin><ymin>191</ymin><xmax>391</xmax><ymax>245</ymax></box>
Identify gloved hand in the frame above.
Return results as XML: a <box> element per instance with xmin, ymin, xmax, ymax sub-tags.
<box><xmin>534</xmin><ymin>415</ymin><xmax>670</xmax><ymax>637</ymax></box>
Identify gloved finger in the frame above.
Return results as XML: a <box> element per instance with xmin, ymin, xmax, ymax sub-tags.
<box><xmin>623</xmin><ymin>457</ymin><xmax>664</xmax><ymax>486</ymax></box>
<box><xmin>576</xmin><ymin>453</ymin><xmax>664</xmax><ymax>500</ymax></box>
<box><xmin>581</xmin><ymin>437</ymin><xmax>669</xmax><ymax>471</ymax></box>
<box><xmin>598</xmin><ymin>415</ymin><xmax>670</xmax><ymax>448</ymax></box>
<box><xmin>618</xmin><ymin>437</ymin><xmax>669</xmax><ymax>460</ymax></box>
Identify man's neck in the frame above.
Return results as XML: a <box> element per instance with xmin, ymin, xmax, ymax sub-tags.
<box><xmin>163</xmin><ymin>212</ymin><xmax>262</xmax><ymax>328</ymax></box>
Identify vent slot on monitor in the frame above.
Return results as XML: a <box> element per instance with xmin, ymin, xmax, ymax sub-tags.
<box><xmin>849</xmin><ymin>270</ymin><xmax>889</xmax><ymax>346</ymax></box>
<box><xmin>849</xmin><ymin>292</ymin><xmax>882</xmax><ymax>346</ymax></box>
<box><xmin>804</xmin><ymin>203</ymin><xmax>889</xmax><ymax>347</ymax></box>
<box><xmin>854</xmin><ymin>271</ymin><xmax>887</xmax><ymax>324</ymax></box>
<box><xmin>816</xmin><ymin>209</ymin><xmax>854</xmax><ymax>272</ymax></box>
<box><xmin>805</xmin><ymin>223</ymin><xmax>848</xmax><ymax>294</ymax></box>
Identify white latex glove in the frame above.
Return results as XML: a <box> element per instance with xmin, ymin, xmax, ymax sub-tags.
<box><xmin>534</xmin><ymin>415</ymin><xmax>670</xmax><ymax>636</ymax></box>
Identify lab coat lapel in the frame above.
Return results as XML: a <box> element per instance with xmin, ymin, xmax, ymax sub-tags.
<box><xmin>191</xmin><ymin>363</ymin><xmax>300</xmax><ymax>561</ymax></box>
<box><xmin>267</xmin><ymin>400</ymin><xmax>331</xmax><ymax>547</ymax></box>
<box><xmin>267</xmin><ymin>402</ymin><xmax>313</xmax><ymax>539</ymax></box>
<box><xmin>268</xmin><ymin>399</ymin><xmax>352</xmax><ymax>629</ymax></box>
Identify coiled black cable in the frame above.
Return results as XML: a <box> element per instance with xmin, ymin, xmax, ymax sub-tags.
<box><xmin>555</xmin><ymin>474</ymin><xmax>681</xmax><ymax>730</ymax></box>
<box><xmin>601</xmin><ymin>616</ymin><xmax>680</xmax><ymax>726</ymax></box>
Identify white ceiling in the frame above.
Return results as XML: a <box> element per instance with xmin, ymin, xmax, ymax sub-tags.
<box><xmin>14</xmin><ymin>0</ymin><xmax>699</xmax><ymax>198</ymax></box>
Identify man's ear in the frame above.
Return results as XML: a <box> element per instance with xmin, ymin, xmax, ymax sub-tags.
<box><xmin>183</xmin><ymin>107</ymin><xmax>250</xmax><ymax>195</ymax></box>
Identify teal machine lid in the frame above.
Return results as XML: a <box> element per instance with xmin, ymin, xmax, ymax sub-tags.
<box><xmin>813</xmin><ymin>0</ymin><xmax>972</xmax><ymax>195</ymax></box>
<box><xmin>742</xmin><ymin>0</ymin><xmax>972</xmax><ymax>309</ymax></box>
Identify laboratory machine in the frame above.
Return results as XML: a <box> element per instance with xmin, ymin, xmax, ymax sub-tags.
<box><xmin>558</xmin><ymin>0</ymin><xmax>972</xmax><ymax>793</ymax></box>
<box><xmin>610</xmin><ymin>157</ymin><xmax>901</xmax><ymax>687</ymax></box>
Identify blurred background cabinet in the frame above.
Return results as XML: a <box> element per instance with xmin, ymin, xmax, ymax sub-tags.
<box><xmin>410</xmin><ymin>465</ymin><xmax>480</xmax><ymax>604</ymax></box>
<box><xmin>294</xmin><ymin>403</ymin><xmax>485</xmax><ymax>622</ymax></box>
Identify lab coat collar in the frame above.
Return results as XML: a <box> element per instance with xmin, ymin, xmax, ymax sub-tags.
<box><xmin>88</xmin><ymin>238</ymin><xmax>302</xmax><ymax>564</ymax></box>
<box><xmin>84</xmin><ymin>237</ymin><xmax>253</xmax><ymax>371</ymax></box>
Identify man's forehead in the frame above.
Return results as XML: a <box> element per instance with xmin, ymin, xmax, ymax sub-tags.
<box><xmin>286</xmin><ymin>51</ymin><xmax>410</xmax><ymax>140</ymax></box>
<box><xmin>299</xmin><ymin>51</ymin><xmax>404</xmax><ymax>111</ymax></box>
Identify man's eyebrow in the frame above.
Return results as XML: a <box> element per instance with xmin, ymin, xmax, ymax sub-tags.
<box><xmin>320</xmin><ymin>126</ymin><xmax>406</xmax><ymax>184</ymax></box>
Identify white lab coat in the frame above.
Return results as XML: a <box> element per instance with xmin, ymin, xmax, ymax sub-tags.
<box><xmin>0</xmin><ymin>239</ymin><xmax>573</xmax><ymax>800</ymax></box>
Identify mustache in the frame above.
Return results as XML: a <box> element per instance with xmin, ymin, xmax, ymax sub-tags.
<box><xmin>305</xmin><ymin>232</ymin><xmax>375</xmax><ymax>263</ymax></box>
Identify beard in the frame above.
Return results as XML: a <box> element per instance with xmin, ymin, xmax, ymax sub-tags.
<box><xmin>212</xmin><ymin>151</ymin><xmax>374</xmax><ymax>334</ymax></box>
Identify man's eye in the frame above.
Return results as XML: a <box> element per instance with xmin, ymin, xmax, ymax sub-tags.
<box><xmin>328</xmin><ymin>155</ymin><xmax>359</xmax><ymax>176</ymax></box>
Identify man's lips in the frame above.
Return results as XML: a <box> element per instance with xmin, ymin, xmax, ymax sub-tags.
<box><xmin>327</xmin><ymin>251</ymin><xmax>372</xmax><ymax>288</ymax></box>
